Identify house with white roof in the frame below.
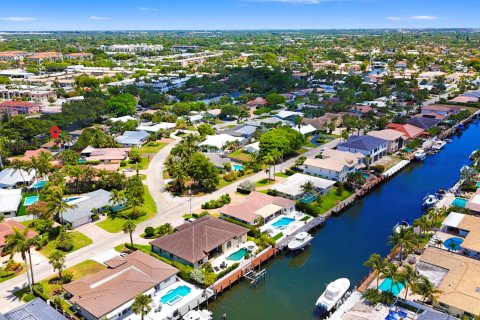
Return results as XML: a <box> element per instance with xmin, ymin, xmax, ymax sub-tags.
<box><xmin>0</xmin><ymin>168</ymin><xmax>36</xmax><ymax>189</ymax></box>
<box><xmin>62</xmin><ymin>189</ymin><xmax>112</xmax><ymax>228</ymax></box>
<box><xmin>198</xmin><ymin>134</ymin><xmax>243</xmax><ymax>153</ymax></box>
<box><xmin>303</xmin><ymin>148</ymin><xmax>365</xmax><ymax>181</ymax></box>
<box><xmin>115</xmin><ymin>130</ymin><xmax>149</xmax><ymax>148</ymax></box>
<box><xmin>0</xmin><ymin>188</ymin><xmax>22</xmax><ymax>217</ymax></box>
<box><xmin>136</xmin><ymin>122</ymin><xmax>176</xmax><ymax>133</ymax></box>
<box><xmin>109</xmin><ymin>115</ymin><xmax>137</xmax><ymax>123</ymax></box>
<box><xmin>294</xmin><ymin>124</ymin><xmax>317</xmax><ymax>136</ymax></box>
<box><xmin>272</xmin><ymin>173</ymin><xmax>335</xmax><ymax>200</ymax></box>
<box><xmin>367</xmin><ymin>129</ymin><xmax>406</xmax><ymax>153</ymax></box>
<box><xmin>275</xmin><ymin>110</ymin><xmax>303</xmax><ymax>121</ymax></box>
<box><xmin>243</xmin><ymin>141</ymin><xmax>260</xmax><ymax>155</ymax></box>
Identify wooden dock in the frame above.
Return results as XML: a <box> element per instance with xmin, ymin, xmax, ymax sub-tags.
<box><xmin>275</xmin><ymin>215</ymin><xmax>326</xmax><ymax>250</ymax></box>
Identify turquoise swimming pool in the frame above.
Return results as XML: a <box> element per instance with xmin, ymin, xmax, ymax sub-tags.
<box><xmin>451</xmin><ymin>198</ymin><xmax>468</xmax><ymax>208</ymax></box>
<box><xmin>443</xmin><ymin>237</ymin><xmax>463</xmax><ymax>251</ymax></box>
<box><xmin>23</xmin><ymin>196</ymin><xmax>39</xmax><ymax>206</ymax></box>
<box><xmin>65</xmin><ymin>197</ymin><xmax>81</xmax><ymax>203</ymax></box>
<box><xmin>272</xmin><ymin>217</ymin><xmax>295</xmax><ymax>229</ymax></box>
<box><xmin>379</xmin><ymin>278</ymin><xmax>405</xmax><ymax>296</ymax></box>
<box><xmin>226</xmin><ymin>248</ymin><xmax>248</xmax><ymax>261</ymax></box>
<box><xmin>477</xmin><ymin>181</ymin><xmax>480</xmax><ymax>188</ymax></box>
<box><xmin>31</xmin><ymin>181</ymin><xmax>47</xmax><ymax>189</ymax></box>
<box><xmin>232</xmin><ymin>164</ymin><xmax>243</xmax><ymax>171</ymax></box>
<box><xmin>160</xmin><ymin>285</ymin><xmax>191</xmax><ymax>305</ymax></box>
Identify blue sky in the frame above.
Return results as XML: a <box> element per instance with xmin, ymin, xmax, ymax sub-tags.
<box><xmin>0</xmin><ymin>0</ymin><xmax>479</xmax><ymax>31</ymax></box>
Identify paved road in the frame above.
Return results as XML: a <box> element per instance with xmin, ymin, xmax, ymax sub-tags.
<box><xmin>0</xmin><ymin>137</ymin><xmax>340</xmax><ymax>312</ymax></box>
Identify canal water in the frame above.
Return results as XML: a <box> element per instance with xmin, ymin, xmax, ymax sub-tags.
<box><xmin>209</xmin><ymin>120</ymin><xmax>480</xmax><ymax>320</ymax></box>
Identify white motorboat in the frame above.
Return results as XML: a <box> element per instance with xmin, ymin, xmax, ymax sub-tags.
<box><xmin>422</xmin><ymin>194</ymin><xmax>438</xmax><ymax>208</ymax></box>
<box><xmin>316</xmin><ymin>278</ymin><xmax>350</xmax><ymax>312</ymax></box>
<box><xmin>470</xmin><ymin>150</ymin><xmax>478</xmax><ymax>160</ymax></box>
<box><xmin>414</xmin><ymin>149</ymin><xmax>427</xmax><ymax>160</ymax></box>
<box><xmin>183</xmin><ymin>309</ymin><xmax>213</xmax><ymax>320</ymax></box>
<box><xmin>444</xmin><ymin>138</ymin><xmax>453</xmax><ymax>143</ymax></box>
<box><xmin>431</xmin><ymin>140</ymin><xmax>446</xmax><ymax>150</ymax></box>
<box><xmin>287</xmin><ymin>232</ymin><xmax>313</xmax><ymax>251</ymax></box>
<box><xmin>393</xmin><ymin>220</ymin><xmax>410</xmax><ymax>234</ymax></box>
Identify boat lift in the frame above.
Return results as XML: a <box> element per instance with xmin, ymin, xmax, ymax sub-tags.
<box><xmin>243</xmin><ymin>269</ymin><xmax>266</xmax><ymax>285</ymax></box>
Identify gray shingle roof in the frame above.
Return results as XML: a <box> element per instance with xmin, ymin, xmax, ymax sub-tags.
<box><xmin>406</xmin><ymin>117</ymin><xmax>441</xmax><ymax>129</ymax></box>
<box><xmin>2</xmin><ymin>297</ymin><xmax>66</xmax><ymax>320</ymax></box>
<box><xmin>337</xmin><ymin>135</ymin><xmax>387</xmax><ymax>152</ymax></box>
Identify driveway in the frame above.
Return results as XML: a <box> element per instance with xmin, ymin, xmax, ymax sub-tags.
<box><xmin>76</xmin><ymin>221</ymin><xmax>112</xmax><ymax>242</ymax></box>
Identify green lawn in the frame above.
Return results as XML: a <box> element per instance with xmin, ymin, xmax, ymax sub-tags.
<box><xmin>114</xmin><ymin>243</ymin><xmax>152</xmax><ymax>252</ymax></box>
<box><xmin>300</xmin><ymin>215</ymin><xmax>312</xmax><ymax>222</ymax></box>
<box><xmin>255</xmin><ymin>178</ymin><xmax>275</xmax><ymax>187</ymax></box>
<box><xmin>315</xmin><ymin>188</ymin><xmax>353</xmax><ymax>214</ymax></box>
<box><xmin>17</xmin><ymin>192</ymin><xmax>41</xmax><ymax>216</ymax></box>
<box><xmin>229</xmin><ymin>149</ymin><xmax>254</xmax><ymax>162</ymax></box>
<box><xmin>124</xmin><ymin>157</ymin><xmax>150</xmax><ymax>170</ymax></box>
<box><xmin>139</xmin><ymin>141</ymin><xmax>168</xmax><ymax>154</ymax></box>
<box><xmin>39</xmin><ymin>231</ymin><xmax>93</xmax><ymax>257</ymax></box>
<box><xmin>96</xmin><ymin>186</ymin><xmax>157</xmax><ymax>233</ymax></box>
<box><xmin>302</xmin><ymin>137</ymin><xmax>317</xmax><ymax>148</ymax></box>
<box><xmin>272</xmin><ymin>232</ymin><xmax>284</xmax><ymax>240</ymax></box>
<box><xmin>14</xmin><ymin>260</ymin><xmax>105</xmax><ymax>311</ymax></box>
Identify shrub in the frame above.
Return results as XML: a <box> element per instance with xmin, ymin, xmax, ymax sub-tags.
<box><xmin>22</xmin><ymin>293</ymin><xmax>36</xmax><ymax>302</ymax></box>
<box><xmin>145</xmin><ymin>226</ymin><xmax>155</xmax><ymax>237</ymax></box>
<box><xmin>217</xmin><ymin>263</ymin><xmax>239</xmax><ymax>280</ymax></box>
<box><xmin>201</xmin><ymin>194</ymin><xmax>231</xmax><ymax>209</ymax></box>
<box><xmin>91</xmin><ymin>214</ymin><xmax>99</xmax><ymax>221</ymax></box>
<box><xmin>192</xmin><ymin>211</ymin><xmax>209</xmax><ymax>219</ymax></box>
<box><xmin>157</xmin><ymin>223</ymin><xmax>173</xmax><ymax>236</ymax></box>
<box><xmin>363</xmin><ymin>288</ymin><xmax>381</xmax><ymax>305</ymax></box>
<box><xmin>190</xmin><ymin>269</ymin><xmax>205</xmax><ymax>284</ymax></box>
<box><xmin>285</xmin><ymin>169</ymin><xmax>295</xmax><ymax>176</ymax></box>
<box><xmin>244</xmin><ymin>252</ymin><xmax>250</xmax><ymax>259</ymax></box>
<box><xmin>203</xmin><ymin>272</ymin><xmax>217</xmax><ymax>286</ymax></box>
<box><xmin>222</xmin><ymin>171</ymin><xmax>237</xmax><ymax>182</ymax></box>
<box><xmin>5</xmin><ymin>259</ymin><xmax>20</xmax><ymax>272</ymax></box>
<box><xmin>0</xmin><ymin>269</ymin><xmax>14</xmax><ymax>278</ymax></box>
<box><xmin>120</xmin><ymin>160</ymin><xmax>127</xmax><ymax>167</ymax></box>
<box><xmin>295</xmin><ymin>202</ymin><xmax>320</xmax><ymax>217</ymax></box>
<box><xmin>55</xmin><ymin>229</ymin><xmax>73</xmax><ymax>252</ymax></box>
<box><xmin>238</xmin><ymin>180</ymin><xmax>256</xmax><ymax>193</ymax></box>
<box><xmin>62</xmin><ymin>272</ymin><xmax>73</xmax><ymax>284</ymax></box>
<box><xmin>266</xmin><ymin>189</ymin><xmax>279</xmax><ymax>196</ymax></box>
<box><xmin>370</xmin><ymin>165</ymin><xmax>385</xmax><ymax>174</ymax></box>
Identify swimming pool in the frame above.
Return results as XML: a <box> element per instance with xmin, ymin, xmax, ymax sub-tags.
<box><xmin>31</xmin><ymin>181</ymin><xmax>47</xmax><ymax>189</ymax></box>
<box><xmin>272</xmin><ymin>217</ymin><xmax>295</xmax><ymax>229</ymax></box>
<box><xmin>477</xmin><ymin>181</ymin><xmax>480</xmax><ymax>188</ymax></box>
<box><xmin>226</xmin><ymin>248</ymin><xmax>248</xmax><ymax>261</ymax></box>
<box><xmin>379</xmin><ymin>278</ymin><xmax>405</xmax><ymax>296</ymax></box>
<box><xmin>232</xmin><ymin>164</ymin><xmax>243</xmax><ymax>171</ymax></box>
<box><xmin>23</xmin><ymin>196</ymin><xmax>39</xmax><ymax>206</ymax></box>
<box><xmin>443</xmin><ymin>237</ymin><xmax>463</xmax><ymax>251</ymax></box>
<box><xmin>65</xmin><ymin>197</ymin><xmax>81</xmax><ymax>203</ymax></box>
<box><xmin>160</xmin><ymin>285</ymin><xmax>192</xmax><ymax>306</ymax></box>
<box><xmin>363</xmin><ymin>173</ymin><xmax>370</xmax><ymax>179</ymax></box>
<box><xmin>451</xmin><ymin>198</ymin><xmax>468</xmax><ymax>208</ymax></box>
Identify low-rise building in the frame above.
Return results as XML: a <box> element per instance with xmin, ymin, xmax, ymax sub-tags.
<box><xmin>367</xmin><ymin>129</ymin><xmax>406</xmax><ymax>153</ymax></box>
<box><xmin>0</xmin><ymin>168</ymin><xmax>36</xmax><ymax>189</ymax></box>
<box><xmin>64</xmin><ymin>251</ymin><xmax>178</xmax><ymax>320</ymax></box>
<box><xmin>62</xmin><ymin>189</ymin><xmax>112</xmax><ymax>228</ymax></box>
<box><xmin>115</xmin><ymin>130</ymin><xmax>149</xmax><ymax>148</ymax></box>
<box><xmin>0</xmin><ymin>189</ymin><xmax>22</xmax><ymax>218</ymax></box>
<box><xmin>0</xmin><ymin>297</ymin><xmax>66</xmax><ymax>320</ymax></box>
<box><xmin>337</xmin><ymin>135</ymin><xmax>387</xmax><ymax>165</ymax></box>
<box><xmin>0</xmin><ymin>101</ymin><xmax>42</xmax><ymax>116</ymax></box>
<box><xmin>440</xmin><ymin>211</ymin><xmax>480</xmax><ymax>258</ymax></box>
<box><xmin>386</xmin><ymin>123</ymin><xmax>425</xmax><ymax>140</ymax></box>
<box><xmin>26</xmin><ymin>52</ymin><xmax>62</xmax><ymax>63</ymax></box>
<box><xmin>303</xmin><ymin>148</ymin><xmax>365</xmax><ymax>181</ymax></box>
<box><xmin>220</xmin><ymin>192</ymin><xmax>295</xmax><ymax>226</ymax></box>
<box><xmin>198</xmin><ymin>134</ymin><xmax>244</xmax><ymax>153</ymax></box>
<box><xmin>0</xmin><ymin>50</ymin><xmax>28</xmax><ymax>62</ymax></box>
<box><xmin>272</xmin><ymin>173</ymin><xmax>335</xmax><ymax>200</ymax></box>
<box><xmin>81</xmin><ymin>147</ymin><xmax>131</xmax><ymax>163</ymax></box>
<box><xmin>0</xmin><ymin>220</ymin><xmax>37</xmax><ymax>251</ymax></box>
<box><xmin>150</xmin><ymin>216</ymin><xmax>249</xmax><ymax>268</ymax></box>
<box><xmin>421</xmin><ymin>104</ymin><xmax>462</xmax><ymax>119</ymax></box>
<box><xmin>406</xmin><ymin>117</ymin><xmax>441</xmax><ymax>130</ymax></box>
<box><xmin>301</xmin><ymin>113</ymin><xmax>343</xmax><ymax>131</ymax></box>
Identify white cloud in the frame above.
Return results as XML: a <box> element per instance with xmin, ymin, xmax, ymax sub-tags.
<box><xmin>387</xmin><ymin>17</ymin><xmax>401</xmax><ymax>21</ymax></box>
<box><xmin>89</xmin><ymin>16</ymin><xmax>111</xmax><ymax>20</ymax></box>
<box><xmin>410</xmin><ymin>15</ymin><xmax>437</xmax><ymax>20</ymax></box>
<box><xmin>139</xmin><ymin>7</ymin><xmax>158</xmax><ymax>11</ymax></box>
<box><xmin>0</xmin><ymin>17</ymin><xmax>36</xmax><ymax>22</ymax></box>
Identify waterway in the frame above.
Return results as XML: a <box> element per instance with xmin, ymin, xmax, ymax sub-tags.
<box><xmin>209</xmin><ymin>120</ymin><xmax>480</xmax><ymax>320</ymax></box>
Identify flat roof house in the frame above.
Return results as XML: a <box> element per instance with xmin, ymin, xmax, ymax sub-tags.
<box><xmin>0</xmin><ymin>168</ymin><xmax>36</xmax><ymax>189</ymax></box>
<box><xmin>150</xmin><ymin>216</ymin><xmax>249</xmax><ymax>268</ymax></box>
<box><xmin>303</xmin><ymin>149</ymin><xmax>365</xmax><ymax>182</ymax></box>
<box><xmin>64</xmin><ymin>251</ymin><xmax>178</xmax><ymax>320</ymax></box>
<box><xmin>367</xmin><ymin>129</ymin><xmax>406</xmax><ymax>153</ymax></box>
<box><xmin>272</xmin><ymin>173</ymin><xmax>335</xmax><ymax>200</ymax></box>
<box><xmin>0</xmin><ymin>297</ymin><xmax>66</xmax><ymax>320</ymax></box>
<box><xmin>62</xmin><ymin>189</ymin><xmax>112</xmax><ymax>228</ymax></box>
<box><xmin>220</xmin><ymin>192</ymin><xmax>296</xmax><ymax>226</ymax></box>
<box><xmin>416</xmin><ymin>247</ymin><xmax>480</xmax><ymax>318</ymax></box>
<box><xmin>0</xmin><ymin>189</ymin><xmax>22</xmax><ymax>218</ymax></box>
<box><xmin>440</xmin><ymin>212</ymin><xmax>480</xmax><ymax>258</ymax></box>
<box><xmin>337</xmin><ymin>135</ymin><xmax>387</xmax><ymax>165</ymax></box>
<box><xmin>115</xmin><ymin>130</ymin><xmax>149</xmax><ymax>148</ymax></box>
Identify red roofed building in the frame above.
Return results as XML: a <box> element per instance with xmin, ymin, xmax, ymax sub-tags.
<box><xmin>0</xmin><ymin>220</ymin><xmax>37</xmax><ymax>250</ymax></box>
<box><xmin>387</xmin><ymin>123</ymin><xmax>426</xmax><ymax>139</ymax></box>
<box><xmin>0</xmin><ymin>50</ymin><xmax>28</xmax><ymax>62</ymax></box>
<box><xmin>27</xmin><ymin>52</ymin><xmax>62</xmax><ymax>63</ymax></box>
<box><xmin>0</xmin><ymin>100</ymin><xmax>41</xmax><ymax>116</ymax></box>
<box><xmin>247</xmin><ymin>97</ymin><xmax>267</xmax><ymax>108</ymax></box>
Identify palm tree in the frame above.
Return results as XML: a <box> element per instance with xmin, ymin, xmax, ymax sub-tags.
<box><xmin>4</xmin><ymin>228</ymin><xmax>34</xmax><ymax>293</ymax></box>
<box><xmin>364</xmin><ymin>253</ymin><xmax>386</xmax><ymax>289</ymax></box>
<box><xmin>381</xmin><ymin>262</ymin><xmax>402</xmax><ymax>294</ymax></box>
<box><xmin>301</xmin><ymin>180</ymin><xmax>316</xmax><ymax>195</ymax></box>
<box><xmin>412</xmin><ymin>276</ymin><xmax>442</xmax><ymax>303</ymax></box>
<box><xmin>433</xmin><ymin>238</ymin><xmax>444</xmax><ymax>248</ymax></box>
<box><xmin>48</xmin><ymin>250</ymin><xmax>66</xmax><ymax>278</ymax></box>
<box><xmin>131</xmin><ymin>294</ymin><xmax>152</xmax><ymax>320</ymax></box>
<box><xmin>47</xmin><ymin>193</ymin><xmax>78</xmax><ymax>229</ymax></box>
<box><xmin>400</xmin><ymin>264</ymin><xmax>417</xmax><ymax>300</ymax></box>
<box><xmin>10</xmin><ymin>160</ymin><xmax>28</xmax><ymax>186</ymax></box>
<box><xmin>262</xmin><ymin>153</ymin><xmax>276</xmax><ymax>181</ymax></box>
<box><xmin>132</xmin><ymin>163</ymin><xmax>141</xmax><ymax>176</ymax></box>
<box><xmin>122</xmin><ymin>220</ymin><xmax>136</xmax><ymax>249</ymax></box>
<box><xmin>109</xmin><ymin>189</ymin><xmax>125</xmax><ymax>209</ymax></box>
<box><xmin>388</xmin><ymin>227</ymin><xmax>419</xmax><ymax>263</ymax></box>
<box><xmin>413</xmin><ymin>215</ymin><xmax>432</xmax><ymax>235</ymax></box>
<box><xmin>340</xmin><ymin>129</ymin><xmax>350</xmax><ymax>142</ymax></box>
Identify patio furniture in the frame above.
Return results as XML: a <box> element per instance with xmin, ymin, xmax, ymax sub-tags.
<box><xmin>214</xmin><ymin>266</ymin><xmax>220</xmax><ymax>272</ymax></box>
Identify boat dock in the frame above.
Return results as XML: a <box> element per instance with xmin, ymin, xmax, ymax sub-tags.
<box><xmin>275</xmin><ymin>215</ymin><xmax>326</xmax><ymax>250</ymax></box>
<box><xmin>383</xmin><ymin>160</ymin><xmax>410</xmax><ymax>178</ymax></box>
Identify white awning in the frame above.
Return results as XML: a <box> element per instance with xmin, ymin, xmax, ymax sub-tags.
<box><xmin>442</xmin><ymin>212</ymin><xmax>465</xmax><ymax>228</ymax></box>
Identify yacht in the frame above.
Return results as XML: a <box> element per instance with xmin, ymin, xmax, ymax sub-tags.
<box><xmin>287</xmin><ymin>232</ymin><xmax>313</xmax><ymax>251</ymax></box>
<box><xmin>316</xmin><ymin>278</ymin><xmax>350</xmax><ymax>313</ymax></box>
<box><xmin>393</xmin><ymin>220</ymin><xmax>410</xmax><ymax>234</ymax></box>
<box><xmin>422</xmin><ymin>194</ymin><xmax>438</xmax><ymax>208</ymax></box>
<box><xmin>183</xmin><ymin>310</ymin><xmax>213</xmax><ymax>320</ymax></box>
<box><xmin>414</xmin><ymin>149</ymin><xmax>427</xmax><ymax>160</ymax></box>
<box><xmin>431</xmin><ymin>140</ymin><xmax>446</xmax><ymax>151</ymax></box>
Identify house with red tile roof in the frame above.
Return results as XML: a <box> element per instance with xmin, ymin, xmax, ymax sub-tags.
<box><xmin>0</xmin><ymin>220</ymin><xmax>37</xmax><ymax>250</ymax></box>
<box><xmin>246</xmin><ymin>97</ymin><xmax>267</xmax><ymax>108</ymax></box>
<box><xmin>26</xmin><ymin>52</ymin><xmax>62</xmax><ymax>63</ymax></box>
<box><xmin>386</xmin><ymin>123</ymin><xmax>426</xmax><ymax>139</ymax></box>
<box><xmin>421</xmin><ymin>104</ymin><xmax>462</xmax><ymax>119</ymax></box>
<box><xmin>0</xmin><ymin>50</ymin><xmax>28</xmax><ymax>62</ymax></box>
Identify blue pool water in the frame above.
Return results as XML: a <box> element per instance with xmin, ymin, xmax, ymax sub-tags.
<box><xmin>232</xmin><ymin>164</ymin><xmax>243</xmax><ymax>171</ymax></box>
<box><xmin>379</xmin><ymin>278</ymin><xmax>405</xmax><ymax>296</ymax></box>
<box><xmin>160</xmin><ymin>285</ymin><xmax>192</xmax><ymax>305</ymax></box>
<box><xmin>272</xmin><ymin>217</ymin><xmax>295</xmax><ymax>229</ymax></box>
<box><xmin>23</xmin><ymin>196</ymin><xmax>39</xmax><ymax>206</ymax></box>
<box><xmin>65</xmin><ymin>197</ymin><xmax>81</xmax><ymax>203</ymax></box>
<box><xmin>451</xmin><ymin>198</ymin><xmax>468</xmax><ymax>208</ymax></box>
<box><xmin>443</xmin><ymin>237</ymin><xmax>464</xmax><ymax>251</ymax></box>
<box><xmin>227</xmin><ymin>248</ymin><xmax>248</xmax><ymax>261</ymax></box>
<box><xmin>369</xmin><ymin>69</ymin><xmax>385</xmax><ymax>75</ymax></box>
<box><xmin>363</xmin><ymin>173</ymin><xmax>370</xmax><ymax>179</ymax></box>
<box><xmin>31</xmin><ymin>181</ymin><xmax>47</xmax><ymax>189</ymax></box>
<box><xmin>477</xmin><ymin>181</ymin><xmax>480</xmax><ymax>188</ymax></box>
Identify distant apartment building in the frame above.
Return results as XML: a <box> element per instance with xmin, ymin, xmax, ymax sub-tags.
<box><xmin>100</xmin><ymin>44</ymin><xmax>164</xmax><ymax>53</ymax></box>
<box><xmin>0</xmin><ymin>50</ymin><xmax>28</xmax><ymax>62</ymax></box>
<box><xmin>0</xmin><ymin>85</ymin><xmax>56</xmax><ymax>104</ymax></box>
<box><xmin>63</xmin><ymin>52</ymin><xmax>93</xmax><ymax>60</ymax></box>
<box><xmin>26</xmin><ymin>52</ymin><xmax>63</xmax><ymax>63</ymax></box>
<box><xmin>0</xmin><ymin>101</ymin><xmax>42</xmax><ymax>116</ymax></box>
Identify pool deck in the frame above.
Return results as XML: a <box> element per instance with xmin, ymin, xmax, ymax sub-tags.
<box><xmin>211</xmin><ymin>241</ymin><xmax>258</xmax><ymax>272</ymax></box>
<box><xmin>260</xmin><ymin>211</ymin><xmax>309</xmax><ymax>241</ymax></box>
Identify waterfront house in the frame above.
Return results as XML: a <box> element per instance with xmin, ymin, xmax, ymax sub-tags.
<box><xmin>416</xmin><ymin>247</ymin><xmax>480</xmax><ymax>318</ymax></box>
<box><xmin>421</xmin><ymin>104</ymin><xmax>462</xmax><ymax>119</ymax></box>
<box><xmin>386</xmin><ymin>123</ymin><xmax>425</xmax><ymax>140</ymax></box>
<box><xmin>303</xmin><ymin>148</ymin><xmax>365</xmax><ymax>181</ymax></box>
<box><xmin>0</xmin><ymin>297</ymin><xmax>66</xmax><ymax>320</ymax></box>
<box><xmin>0</xmin><ymin>220</ymin><xmax>37</xmax><ymax>253</ymax></box>
<box><xmin>337</xmin><ymin>135</ymin><xmax>387</xmax><ymax>165</ymax></box>
<box><xmin>62</xmin><ymin>189</ymin><xmax>112</xmax><ymax>228</ymax></box>
<box><xmin>0</xmin><ymin>189</ymin><xmax>22</xmax><ymax>218</ymax></box>
<box><xmin>440</xmin><ymin>212</ymin><xmax>480</xmax><ymax>258</ymax></box>
<box><xmin>150</xmin><ymin>216</ymin><xmax>249</xmax><ymax>268</ymax></box>
<box><xmin>367</xmin><ymin>129</ymin><xmax>406</xmax><ymax>153</ymax></box>
<box><xmin>272</xmin><ymin>173</ymin><xmax>335</xmax><ymax>200</ymax></box>
<box><xmin>64</xmin><ymin>251</ymin><xmax>179</xmax><ymax>320</ymax></box>
<box><xmin>466</xmin><ymin>190</ymin><xmax>480</xmax><ymax>215</ymax></box>
<box><xmin>220</xmin><ymin>192</ymin><xmax>296</xmax><ymax>226</ymax></box>
<box><xmin>115</xmin><ymin>130</ymin><xmax>149</xmax><ymax>148</ymax></box>
<box><xmin>0</xmin><ymin>168</ymin><xmax>36</xmax><ymax>189</ymax></box>
<box><xmin>406</xmin><ymin>117</ymin><xmax>441</xmax><ymax>130</ymax></box>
